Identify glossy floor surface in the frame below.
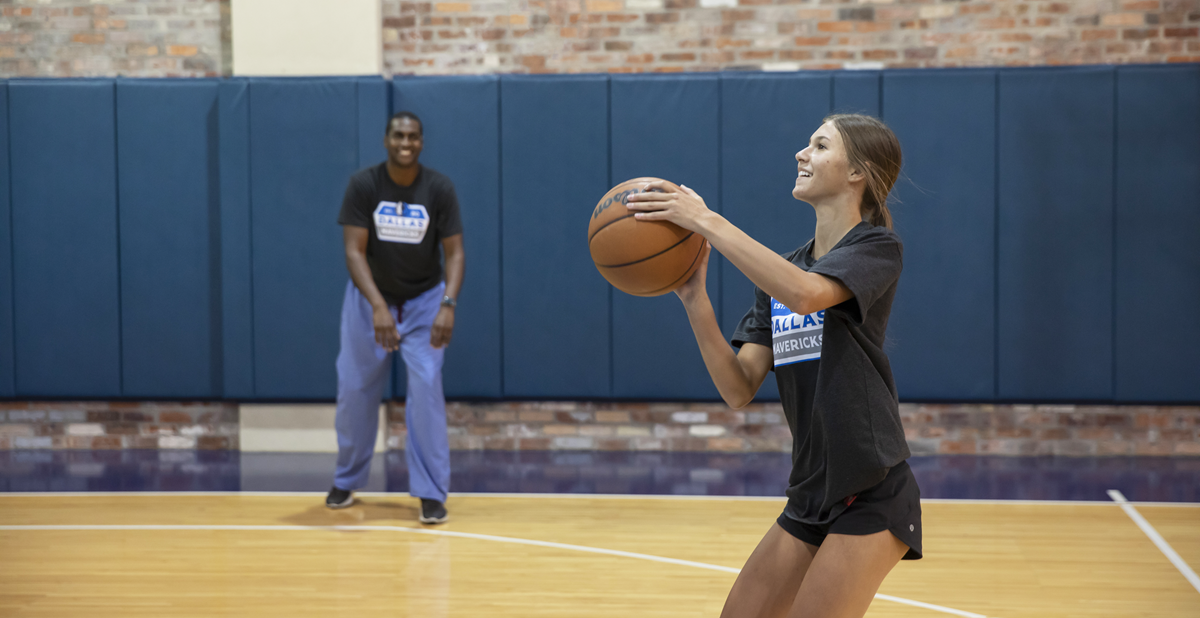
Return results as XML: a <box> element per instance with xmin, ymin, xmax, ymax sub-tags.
<box><xmin>2</xmin><ymin>452</ymin><xmax>1198</xmax><ymax>617</ymax></box>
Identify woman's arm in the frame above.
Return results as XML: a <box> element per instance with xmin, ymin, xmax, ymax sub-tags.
<box><xmin>627</xmin><ymin>184</ymin><xmax>852</xmax><ymax>316</ymax></box>
<box><xmin>673</xmin><ymin>244</ymin><xmax>773</xmax><ymax>409</ymax></box>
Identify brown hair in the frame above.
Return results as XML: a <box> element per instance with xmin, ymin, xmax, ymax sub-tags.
<box><xmin>824</xmin><ymin>114</ymin><xmax>902</xmax><ymax>229</ymax></box>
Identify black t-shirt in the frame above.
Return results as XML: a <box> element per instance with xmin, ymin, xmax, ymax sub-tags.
<box><xmin>337</xmin><ymin>163</ymin><xmax>463</xmax><ymax>305</ymax></box>
<box><xmin>732</xmin><ymin>222</ymin><xmax>909</xmax><ymax>525</ymax></box>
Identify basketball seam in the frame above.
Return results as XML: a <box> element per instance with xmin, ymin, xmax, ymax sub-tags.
<box><xmin>636</xmin><ymin>239</ymin><xmax>705</xmax><ymax>296</ymax></box>
<box><xmin>587</xmin><ymin>212</ymin><xmax>636</xmax><ymax>244</ymax></box>
<box><xmin>594</xmin><ymin>231</ymin><xmax>696</xmax><ymax>269</ymax></box>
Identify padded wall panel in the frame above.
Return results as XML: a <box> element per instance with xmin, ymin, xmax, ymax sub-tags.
<box><xmin>0</xmin><ymin>84</ymin><xmax>13</xmax><ymax>397</ymax></box>
<box><xmin>218</xmin><ymin>80</ymin><xmax>255</xmax><ymax>398</ymax></box>
<box><xmin>395</xmin><ymin>76</ymin><xmax>502</xmax><ymax>398</ymax></box>
<box><xmin>249</xmin><ymin>79</ymin><xmax>360</xmax><ymax>398</ymax></box>
<box><xmin>10</xmin><ymin>81</ymin><xmax>122</xmax><ymax>397</ymax></box>
<box><xmin>833</xmin><ymin>72</ymin><xmax>880</xmax><ymax>116</ymax></box>
<box><xmin>117</xmin><ymin>80</ymin><xmax>222</xmax><ymax>397</ymax></box>
<box><xmin>1115</xmin><ymin>66</ymin><xmax>1200</xmax><ymax>402</ymax></box>
<box><xmin>500</xmin><ymin>76</ymin><xmax>611</xmax><ymax>398</ymax></box>
<box><xmin>356</xmin><ymin>77</ymin><xmax>394</xmax><ymax>400</ymax></box>
<box><xmin>997</xmin><ymin>68</ymin><xmax>1114</xmax><ymax>400</ymax></box>
<box><xmin>610</xmin><ymin>75</ymin><xmax>720</xmax><ymax>400</ymax></box>
<box><xmin>720</xmin><ymin>74</ymin><xmax>832</xmax><ymax>402</ymax></box>
<box><xmin>883</xmin><ymin>71</ymin><xmax>997</xmax><ymax>401</ymax></box>
<box><xmin>358</xmin><ymin>78</ymin><xmax>390</xmax><ymax>169</ymax></box>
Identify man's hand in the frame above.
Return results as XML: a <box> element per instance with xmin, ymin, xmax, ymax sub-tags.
<box><xmin>373</xmin><ymin>306</ymin><xmax>400</xmax><ymax>352</ymax></box>
<box><xmin>431</xmin><ymin>306</ymin><xmax>454</xmax><ymax>349</ymax></box>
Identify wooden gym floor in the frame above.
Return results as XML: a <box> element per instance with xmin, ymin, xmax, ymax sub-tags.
<box><xmin>1</xmin><ymin>492</ymin><xmax>1197</xmax><ymax>617</ymax></box>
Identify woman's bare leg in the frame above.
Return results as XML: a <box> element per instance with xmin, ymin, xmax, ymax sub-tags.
<box><xmin>787</xmin><ymin>531</ymin><xmax>909</xmax><ymax>618</ymax></box>
<box><xmin>720</xmin><ymin>523</ymin><xmax>819</xmax><ymax>618</ymax></box>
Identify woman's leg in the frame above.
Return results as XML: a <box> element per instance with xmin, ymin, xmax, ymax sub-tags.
<box><xmin>787</xmin><ymin>531</ymin><xmax>909</xmax><ymax>618</ymax></box>
<box><xmin>720</xmin><ymin>523</ymin><xmax>819</xmax><ymax>618</ymax></box>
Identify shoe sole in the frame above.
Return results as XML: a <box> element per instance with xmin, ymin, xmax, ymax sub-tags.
<box><xmin>419</xmin><ymin>514</ymin><xmax>448</xmax><ymax>524</ymax></box>
<box><xmin>325</xmin><ymin>496</ymin><xmax>355</xmax><ymax>509</ymax></box>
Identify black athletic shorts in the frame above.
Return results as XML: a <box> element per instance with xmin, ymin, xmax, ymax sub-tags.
<box><xmin>776</xmin><ymin>460</ymin><xmax>922</xmax><ymax>560</ymax></box>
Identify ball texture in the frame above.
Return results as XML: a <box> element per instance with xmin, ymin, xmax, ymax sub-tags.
<box><xmin>587</xmin><ymin>177</ymin><xmax>705</xmax><ymax>297</ymax></box>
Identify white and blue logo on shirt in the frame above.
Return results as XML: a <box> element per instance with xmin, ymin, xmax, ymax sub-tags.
<box><xmin>374</xmin><ymin>201</ymin><xmax>429</xmax><ymax>244</ymax></box>
<box><xmin>771</xmin><ymin>298</ymin><xmax>823</xmax><ymax>367</ymax></box>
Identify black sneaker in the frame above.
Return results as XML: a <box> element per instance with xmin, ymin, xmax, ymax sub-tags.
<box><xmin>419</xmin><ymin>499</ymin><xmax>448</xmax><ymax>524</ymax></box>
<box><xmin>325</xmin><ymin>486</ymin><xmax>354</xmax><ymax>509</ymax></box>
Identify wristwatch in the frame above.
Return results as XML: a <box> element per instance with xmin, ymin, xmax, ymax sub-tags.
<box><xmin>441</xmin><ymin>295</ymin><xmax>457</xmax><ymax>308</ymax></box>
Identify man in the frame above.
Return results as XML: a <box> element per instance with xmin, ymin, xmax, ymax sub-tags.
<box><xmin>327</xmin><ymin>111</ymin><xmax>464</xmax><ymax>525</ymax></box>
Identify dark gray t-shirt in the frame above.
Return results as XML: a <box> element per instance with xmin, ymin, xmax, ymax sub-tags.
<box><xmin>732</xmin><ymin>222</ymin><xmax>909</xmax><ymax>525</ymax></box>
<box><xmin>337</xmin><ymin>163</ymin><xmax>463</xmax><ymax>305</ymax></box>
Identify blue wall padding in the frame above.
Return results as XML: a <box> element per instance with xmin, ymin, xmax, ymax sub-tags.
<box><xmin>354</xmin><ymin>77</ymin><xmax>394</xmax><ymax>400</ymax></box>
<box><xmin>883</xmin><ymin>71</ymin><xmax>997</xmax><ymax>400</ymax></box>
<box><xmin>217</xmin><ymin>80</ymin><xmax>255</xmax><ymax>398</ymax></box>
<box><xmin>833</xmin><ymin>72</ymin><xmax>880</xmax><ymax>116</ymax></box>
<box><xmin>357</xmin><ymin>78</ymin><xmax>390</xmax><ymax>169</ymax></box>
<box><xmin>2</xmin><ymin>69</ymin><xmax>1200</xmax><ymax>404</ymax></box>
<box><xmin>997</xmin><ymin>68</ymin><xmax>1115</xmax><ymax>401</ymax></box>
<box><xmin>500</xmin><ymin>75</ymin><xmax>612</xmax><ymax>398</ymax></box>
<box><xmin>1114</xmin><ymin>66</ymin><xmax>1200</xmax><ymax>401</ymax></box>
<box><xmin>609</xmin><ymin>75</ymin><xmax>721</xmax><ymax>399</ymax></box>
<box><xmin>394</xmin><ymin>75</ymin><xmax>503</xmax><ymax>399</ymax></box>
<box><xmin>0</xmin><ymin>83</ymin><xmax>13</xmax><ymax>397</ymax></box>
<box><xmin>116</xmin><ymin>80</ymin><xmax>222</xmax><ymax>397</ymax></box>
<box><xmin>248</xmin><ymin>79</ymin><xmax>360</xmax><ymax>398</ymax></box>
<box><xmin>719</xmin><ymin>73</ymin><xmax>832</xmax><ymax>401</ymax></box>
<box><xmin>9</xmin><ymin>81</ymin><xmax>123</xmax><ymax>397</ymax></box>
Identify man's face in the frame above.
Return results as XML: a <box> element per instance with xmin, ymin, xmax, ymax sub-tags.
<box><xmin>385</xmin><ymin>118</ymin><xmax>423</xmax><ymax>167</ymax></box>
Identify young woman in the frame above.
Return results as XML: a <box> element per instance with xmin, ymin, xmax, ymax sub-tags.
<box><xmin>625</xmin><ymin>114</ymin><xmax>921</xmax><ymax>618</ymax></box>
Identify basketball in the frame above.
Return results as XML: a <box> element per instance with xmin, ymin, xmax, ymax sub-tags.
<box><xmin>587</xmin><ymin>177</ymin><xmax>706</xmax><ymax>297</ymax></box>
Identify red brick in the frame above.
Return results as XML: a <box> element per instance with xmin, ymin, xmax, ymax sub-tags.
<box><xmin>1124</xmin><ymin>27</ymin><xmax>1160</xmax><ymax>39</ymax></box>
<box><xmin>863</xmin><ymin>48</ymin><xmax>898</xmax><ymax>59</ymax></box>
<box><xmin>1122</xmin><ymin>0</ymin><xmax>1160</xmax><ymax>9</ymax></box>
<box><xmin>818</xmin><ymin>21</ymin><xmax>855</xmax><ymax>33</ymax></box>
<box><xmin>960</xmin><ymin>4</ymin><xmax>994</xmax><ymax>15</ymax></box>
<box><xmin>978</xmin><ymin>18</ymin><xmax>1017</xmax><ymax>29</ymax></box>
<box><xmin>938</xmin><ymin>440</ymin><xmax>978</xmax><ymax>454</ymax></box>
<box><xmin>904</xmin><ymin>46</ymin><xmax>938</xmax><ymax>59</ymax></box>
<box><xmin>1165</xmin><ymin>27</ymin><xmax>1199</xmax><ymax>36</ymax></box>
<box><xmin>794</xmin><ymin>36</ymin><xmax>832</xmax><ymax>46</ymax></box>
<box><xmin>158</xmin><ymin>411</ymin><xmax>192</xmax><ymax>424</ymax></box>
<box><xmin>1082</xmin><ymin>29</ymin><xmax>1119</xmax><ymax>40</ymax></box>
<box><xmin>197</xmin><ymin>436</ymin><xmax>230</xmax><ymax>450</ymax></box>
<box><xmin>856</xmin><ymin>21</ymin><xmax>892</xmax><ymax>33</ymax></box>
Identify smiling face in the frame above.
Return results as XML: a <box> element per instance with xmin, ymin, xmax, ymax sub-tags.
<box><xmin>792</xmin><ymin>121</ymin><xmax>858</xmax><ymax>204</ymax></box>
<box><xmin>385</xmin><ymin>117</ymin><xmax>423</xmax><ymax>168</ymax></box>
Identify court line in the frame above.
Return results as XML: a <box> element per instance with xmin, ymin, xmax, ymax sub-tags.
<box><xmin>0</xmin><ymin>523</ymin><xmax>988</xmax><ymax>618</ymax></box>
<box><xmin>2</xmin><ymin>491</ymin><xmax>1197</xmax><ymax>508</ymax></box>
<box><xmin>1107</xmin><ymin>489</ymin><xmax>1200</xmax><ymax>595</ymax></box>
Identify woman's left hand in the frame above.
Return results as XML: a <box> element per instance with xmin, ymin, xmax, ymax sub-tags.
<box><xmin>624</xmin><ymin>181</ymin><xmax>713</xmax><ymax>233</ymax></box>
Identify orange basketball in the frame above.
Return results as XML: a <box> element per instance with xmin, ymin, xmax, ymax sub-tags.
<box><xmin>587</xmin><ymin>177</ymin><xmax>705</xmax><ymax>297</ymax></box>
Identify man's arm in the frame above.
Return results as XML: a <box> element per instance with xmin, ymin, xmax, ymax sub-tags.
<box><xmin>431</xmin><ymin>233</ymin><xmax>464</xmax><ymax>349</ymax></box>
<box><xmin>344</xmin><ymin>225</ymin><xmax>400</xmax><ymax>351</ymax></box>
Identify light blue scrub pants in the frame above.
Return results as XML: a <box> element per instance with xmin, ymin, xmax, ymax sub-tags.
<box><xmin>333</xmin><ymin>280</ymin><xmax>449</xmax><ymax>502</ymax></box>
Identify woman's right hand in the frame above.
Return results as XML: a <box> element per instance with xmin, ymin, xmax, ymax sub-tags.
<box><xmin>373</xmin><ymin>306</ymin><xmax>400</xmax><ymax>351</ymax></box>
<box><xmin>674</xmin><ymin>241</ymin><xmax>712</xmax><ymax>305</ymax></box>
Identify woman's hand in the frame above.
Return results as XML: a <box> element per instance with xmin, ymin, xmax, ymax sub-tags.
<box><xmin>674</xmin><ymin>242</ymin><xmax>712</xmax><ymax>306</ymax></box>
<box><xmin>624</xmin><ymin>181</ymin><xmax>715</xmax><ymax>233</ymax></box>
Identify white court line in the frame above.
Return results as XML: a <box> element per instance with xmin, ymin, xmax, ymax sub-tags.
<box><xmin>1107</xmin><ymin>489</ymin><xmax>1200</xmax><ymax>595</ymax></box>
<box><xmin>1</xmin><ymin>491</ymin><xmax>1197</xmax><ymax>508</ymax></box>
<box><xmin>0</xmin><ymin>523</ymin><xmax>987</xmax><ymax>618</ymax></box>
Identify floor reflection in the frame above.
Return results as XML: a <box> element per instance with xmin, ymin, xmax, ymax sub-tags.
<box><xmin>1</xmin><ymin>449</ymin><xmax>1197</xmax><ymax>502</ymax></box>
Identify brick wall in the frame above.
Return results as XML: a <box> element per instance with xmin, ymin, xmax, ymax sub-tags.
<box><xmin>0</xmin><ymin>402</ymin><xmax>239</xmax><ymax>449</ymax></box>
<box><xmin>387</xmin><ymin>401</ymin><xmax>1200</xmax><ymax>455</ymax></box>
<box><xmin>1</xmin><ymin>0</ymin><xmax>227</xmax><ymax>77</ymax></box>
<box><xmin>382</xmin><ymin>0</ymin><xmax>1200</xmax><ymax>74</ymax></box>
<box><xmin>2</xmin><ymin>400</ymin><xmax>1197</xmax><ymax>454</ymax></box>
<box><xmin>2</xmin><ymin>1</ymin><xmax>1196</xmax><ymax>78</ymax></box>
